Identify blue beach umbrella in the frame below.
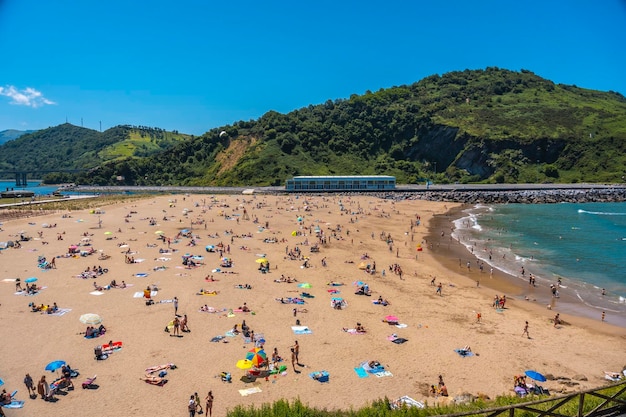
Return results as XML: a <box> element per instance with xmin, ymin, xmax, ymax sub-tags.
<box><xmin>25</xmin><ymin>277</ymin><xmax>38</xmax><ymax>283</ymax></box>
<box><xmin>525</xmin><ymin>370</ymin><xmax>546</xmax><ymax>382</ymax></box>
<box><xmin>0</xmin><ymin>378</ymin><xmax>4</xmax><ymax>386</ymax></box>
<box><xmin>45</xmin><ymin>360</ymin><xmax>66</xmax><ymax>372</ymax></box>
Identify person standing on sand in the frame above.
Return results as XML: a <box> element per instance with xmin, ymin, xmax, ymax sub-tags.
<box><xmin>174</xmin><ymin>296</ymin><xmax>179</xmax><ymax>316</ymax></box>
<box><xmin>172</xmin><ymin>316</ymin><xmax>181</xmax><ymax>337</ymax></box>
<box><xmin>522</xmin><ymin>321</ymin><xmax>530</xmax><ymax>339</ymax></box>
<box><xmin>205</xmin><ymin>390</ymin><xmax>214</xmax><ymax>417</ymax></box>
<box><xmin>290</xmin><ymin>347</ymin><xmax>297</xmax><ymax>372</ymax></box>
<box><xmin>188</xmin><ymin>394</ymin><xmax>196</xmax><ymax>417</ymax></box>
<box><xmin>436</xmin><ymin>282</ymin><xmax>442</xmax><ymax>296</ymax></box>
<box><xmin>553</xmin><ymin>313</ymin><xmax>560</xmax><ymax>328</ymax></box>
<box><xmin>292</xmin><ymin>340</ymin><xmax>300</xmax><ymax>365</ymax></box>
<box><xmin>23</xmin><ymin>373</ymin><xmax>35</xmax><ymax>397</ymax></box>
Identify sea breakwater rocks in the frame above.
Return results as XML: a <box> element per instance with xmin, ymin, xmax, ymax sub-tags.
<box><xmin>411</xmin><ymin>189</ymin><xmax>626</xmax><ymax>204</ymax></box>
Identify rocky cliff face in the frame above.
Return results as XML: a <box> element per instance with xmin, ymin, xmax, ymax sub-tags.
<box><xmin>405</xmin><ymin>124</ymin><xmax>568</xmax><ymax>178</ymax></box>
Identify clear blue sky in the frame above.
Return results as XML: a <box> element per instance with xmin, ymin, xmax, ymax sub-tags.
<box><xmin>1</xmin><ymin>0</ymin><xmax>624</xmax><ymax>136</ymax></box>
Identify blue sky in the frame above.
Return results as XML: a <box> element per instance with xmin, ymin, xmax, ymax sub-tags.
<box><xmin>1</xmin><ymin>0</ymin><xmax>624</xmax><ymax>136</ymax></box>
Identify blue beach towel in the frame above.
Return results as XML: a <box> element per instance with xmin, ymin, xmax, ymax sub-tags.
<box><xmin>354</xmin><ymin>367</ymin><xmax>369</xmax><ymax>378</ymax></box>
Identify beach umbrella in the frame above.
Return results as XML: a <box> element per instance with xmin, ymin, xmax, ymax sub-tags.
<box><xmin>0</xmin><ymin>378</ymin><xmax>4</xmax><ymax>386</ymax></box>
<box><xmin>45</xmin><ymin>360</ymin><xmax>66</xmax><ymax>372</ymax></box>
<box><xmin>79</xmin><ymin>313</ymin><xmax>103</xmax><ymax>325</ymax></box>
<box><xmin>297</xmin><ymin>217</ymin><xmax>303</xmax><ymax>222</ymax></box>
<box><xmin>25</xmin><ymin>277</ymin><xmax>38</xmax><ymax>283</ymax></box>
<box><xmin>384</xmin><ymin>315</ymin><xmax>399</xmax><ymax>324</ymax></box>
<box><xmin>298</xmin><ymin>283</ymin><xmax>311</xmax><ymax>288</ymax></box>
<box><xmin>245</xmin><ymin>348</ymin><xmax>267</xmax><ymax>367</ymax></box>
<box><xmin>236</xmin><ymin>359</ymin><xmax>253</xmax><ymax>370</ymax></box>
<box><xmin>181</xmin><ymin>229</ymin><xmax>190</xmax><ymax>234</ymax></box>
<box><xmin>525</xmin><ymin>370</ymin><xmax>547</xmax><ymax>382</ymax></box>
<box><xmin>155</xmin><ymin>231</ymin><xmax>164</xmax><ymax>235</ymax></box>
<box><xmin>255</xmin><ymin>258</ymin><xmax>268</xmax><ymax>263</ymax></box>
<box><xmin>291</xmin><ymin>231</ymin><xmax>297</xmax><ymax>236</ymax></box>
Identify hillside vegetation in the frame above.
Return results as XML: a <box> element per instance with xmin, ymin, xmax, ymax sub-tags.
<box><xmin>0</xmin><ymin>124</ymin><xmax>191</xmax><ymax>176</ymax></box>
<box><xmin>4</xmin><ymin>68</ymin><xmax>626</xmax><ymax>186</ymax></box>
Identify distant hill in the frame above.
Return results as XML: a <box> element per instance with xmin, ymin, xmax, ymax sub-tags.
<box><xmin>70</xmin><ymin>68</ymin><xmax>626</xmax><ymax>186</ymax></box>
<box><xmin>0</xmin><ymin>123</ymin><xmax>193</xmax><ymax>181</ymax></box>
<box><xmin>0</xmin><ymin>129</ymin><xmax>36</xmax><ymax>144</ymax></box>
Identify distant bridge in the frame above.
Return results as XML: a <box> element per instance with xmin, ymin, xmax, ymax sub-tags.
<box><xmin>0</xmin><ymin>169</ymin><xmax>87</xmax><ymax>186</ymax></box>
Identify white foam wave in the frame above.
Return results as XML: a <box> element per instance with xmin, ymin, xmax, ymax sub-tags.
<box><xmin>577</xmin><ymin>209</ymin><xmax>626</xmax><ymax>216</ymax></box>
<box><xmin>575</xmin><ymin>291</ymin><xmax>623</xmax><ymax>313</ymax></box>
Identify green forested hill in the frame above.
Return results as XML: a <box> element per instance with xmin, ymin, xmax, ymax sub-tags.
<box><xmin>0</xmin><ymin>124</ymin><xmax>192</xmax><ymax>175</ymax></box>
<box><xmin>9</xmin><ymin>68</ymin><xmax>626</xmax><ymax>186</ymax></box>
<box><xmin>0</xmin><ymin>129</ymin><xmax>36</xmax><ymax>145</ymax></box>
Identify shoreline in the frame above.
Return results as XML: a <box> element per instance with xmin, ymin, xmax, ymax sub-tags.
<box><xmin>425</xmin><ymin>205</ymin><xmax>626</xmax><ymax>332</ymax></box>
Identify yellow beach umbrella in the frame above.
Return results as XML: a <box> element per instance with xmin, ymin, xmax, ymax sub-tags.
<box><xmin>236</xmin><ymin>359</ymin><xmax>253</xmax><ymax>370</ymax></box>
<box><xmin>255</xmin><ymin>258</ymin><xmax>268</xmax><ymax>263</ymax></box>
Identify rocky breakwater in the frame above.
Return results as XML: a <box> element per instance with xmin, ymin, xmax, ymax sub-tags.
<box><xmin>406</xmin><ymin>187</ymin><xmax>626</xmax><ymax>204</ymax></box>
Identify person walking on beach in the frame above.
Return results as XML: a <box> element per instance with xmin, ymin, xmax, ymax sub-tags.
<box><xmin>436</xmin><ymin>282</ymin><xmax>442</xmax><ymax>296</ymax></box>
<box><xmin>174</xmin><ymin>296</ymin><xmax>179</xmax><ymax>316</ymax></box>
<box><xmin>205</xmin><ymin>390</ymin><xmax>214</xmax><ymax>417</ymax></box>
<box><xmin>602</xmin><ymin>311</ymin><xmax>606</xmax><ymax>322</ymax></box>
<box><xmin>193</xmin><ymin>392</ymin><xmax>202</xmax><ymax>415</ymax></box>
<box><xmin>522</xmin><ymin>321</ymin><xmax>530</xmax><ymax>339</ymax></box>
<box><xmin>553</xmin><ymin>313</ymin><xmax>560</xmax><ymax>328</ymax></box>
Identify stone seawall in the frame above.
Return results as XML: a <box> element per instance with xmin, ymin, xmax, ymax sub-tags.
<box><xmin>402</xmin><ymin>188</ymin><xmax>626</xmax><ymax>204</ymax></box>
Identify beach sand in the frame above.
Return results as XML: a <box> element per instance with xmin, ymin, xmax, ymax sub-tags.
<box><xmin>1</xmin><ymin>194</ymin><xmax>624</xmax><ymax>417</ymax></box>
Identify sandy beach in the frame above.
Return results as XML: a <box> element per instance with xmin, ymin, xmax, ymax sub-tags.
<box><xmin>1</xmin><ymin>194</ymin><xmax>624</xmax><ymax>417</ymax></box>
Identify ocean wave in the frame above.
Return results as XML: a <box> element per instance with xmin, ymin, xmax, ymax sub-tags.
<box><xmin>577</xmin><ymin>209</ymin><xmax>626</xmax><ymax>216</ymax></box>
<box><xmin>575</xmin><ymin>291</ymin><xmax>623</xmax><ymax>313</ymax></box>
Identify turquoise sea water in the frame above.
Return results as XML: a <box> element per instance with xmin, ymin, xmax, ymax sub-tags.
<box><xmin>0</xmin><ymin>180</ymin><xmax>59</xmax><ymax>196</ymax></box>
<box><xmin>453</xmin><ymin>202</ymin><xmax>626</xmax><ymax>317</ymax></box>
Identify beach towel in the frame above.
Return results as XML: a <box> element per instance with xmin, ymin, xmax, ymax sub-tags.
<box><xmin>391</xmin><ymin>338</ymin><xmax>408</xmax><ymax>344</ymax></box>
<box><xmin>135</xmin><ymin>272</ymin><xmax>149</xmax><ymax>277</ymax></box>
<box><xmin>90</xmin><ymin>291</ymin><xmax>104</xmax><ymax>296</ymax></box>
<box><xmin>210</xmin><ymin>335</ymin><xmax>225</xmax><ymax>342</ymax></box>
<box><xmin>48</xmin><ymin>308</ymin><xmax>71</xmax><ymax>316</ymax></box>
<box><xmin>353</xmin><ymin>367</ymin><xmax>369</xmax><ymax>378</ymax></box>
<box><xmin>1</xmin><ymin>400</ymin><xmax>25</xmax><ymax>409</ymax></box>
<box><xmin>344</xmin><ymin>328</ymin><xmax>366</xmax><ymax>335</ymax></box>
<box><xmin>395</xmin><ymin>323</ymin><xmax>408</xmax><ymax>328</ymax></box>
<box><xmin>292</xmin><ymin>325</ymin><xmax>312</xmax><ymax>335</ymax></box>
<box><xmin>309</xmin><ymin>371</ymin><xmax>329</xmax><ymax>382</ymax></box>
<box><xmin>454</xmin><ymin>349</ymin><xmax>474</xmax><ymax>357</ymax></box>
<box><xmin>142</xmin><ymin>290</ymin><xmax>158</xmax><ymax>298</ymax></box>
<box><xmin>327</xmin><ymin>289</ymin><xmax>340</xmax><ymax>294</ymax></box>
<box><xmin>391</xmin><ymin>396</ymin><xmax>424</xmax><ymax>409</ymax></box>
<box><xmin>238</xmin><ymin>387</ymin><xmax>262</xmax><ymax>396</ymax></box>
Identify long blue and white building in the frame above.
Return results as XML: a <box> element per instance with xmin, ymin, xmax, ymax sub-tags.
<box><xmin>285</xmin><ymin>175</ymin><xmax>396</xmax><ymax>192</ymax></box>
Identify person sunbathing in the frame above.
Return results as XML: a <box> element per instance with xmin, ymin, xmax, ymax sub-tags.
<box><xmin>355</xmin><ymin>323</ymin><xmax>366</xmax><ymax>333</ymax></box>
<box><xmin>140</xmin><ymin>375</ymin><xmax>165</xmax><ymax>384</ymax></box>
